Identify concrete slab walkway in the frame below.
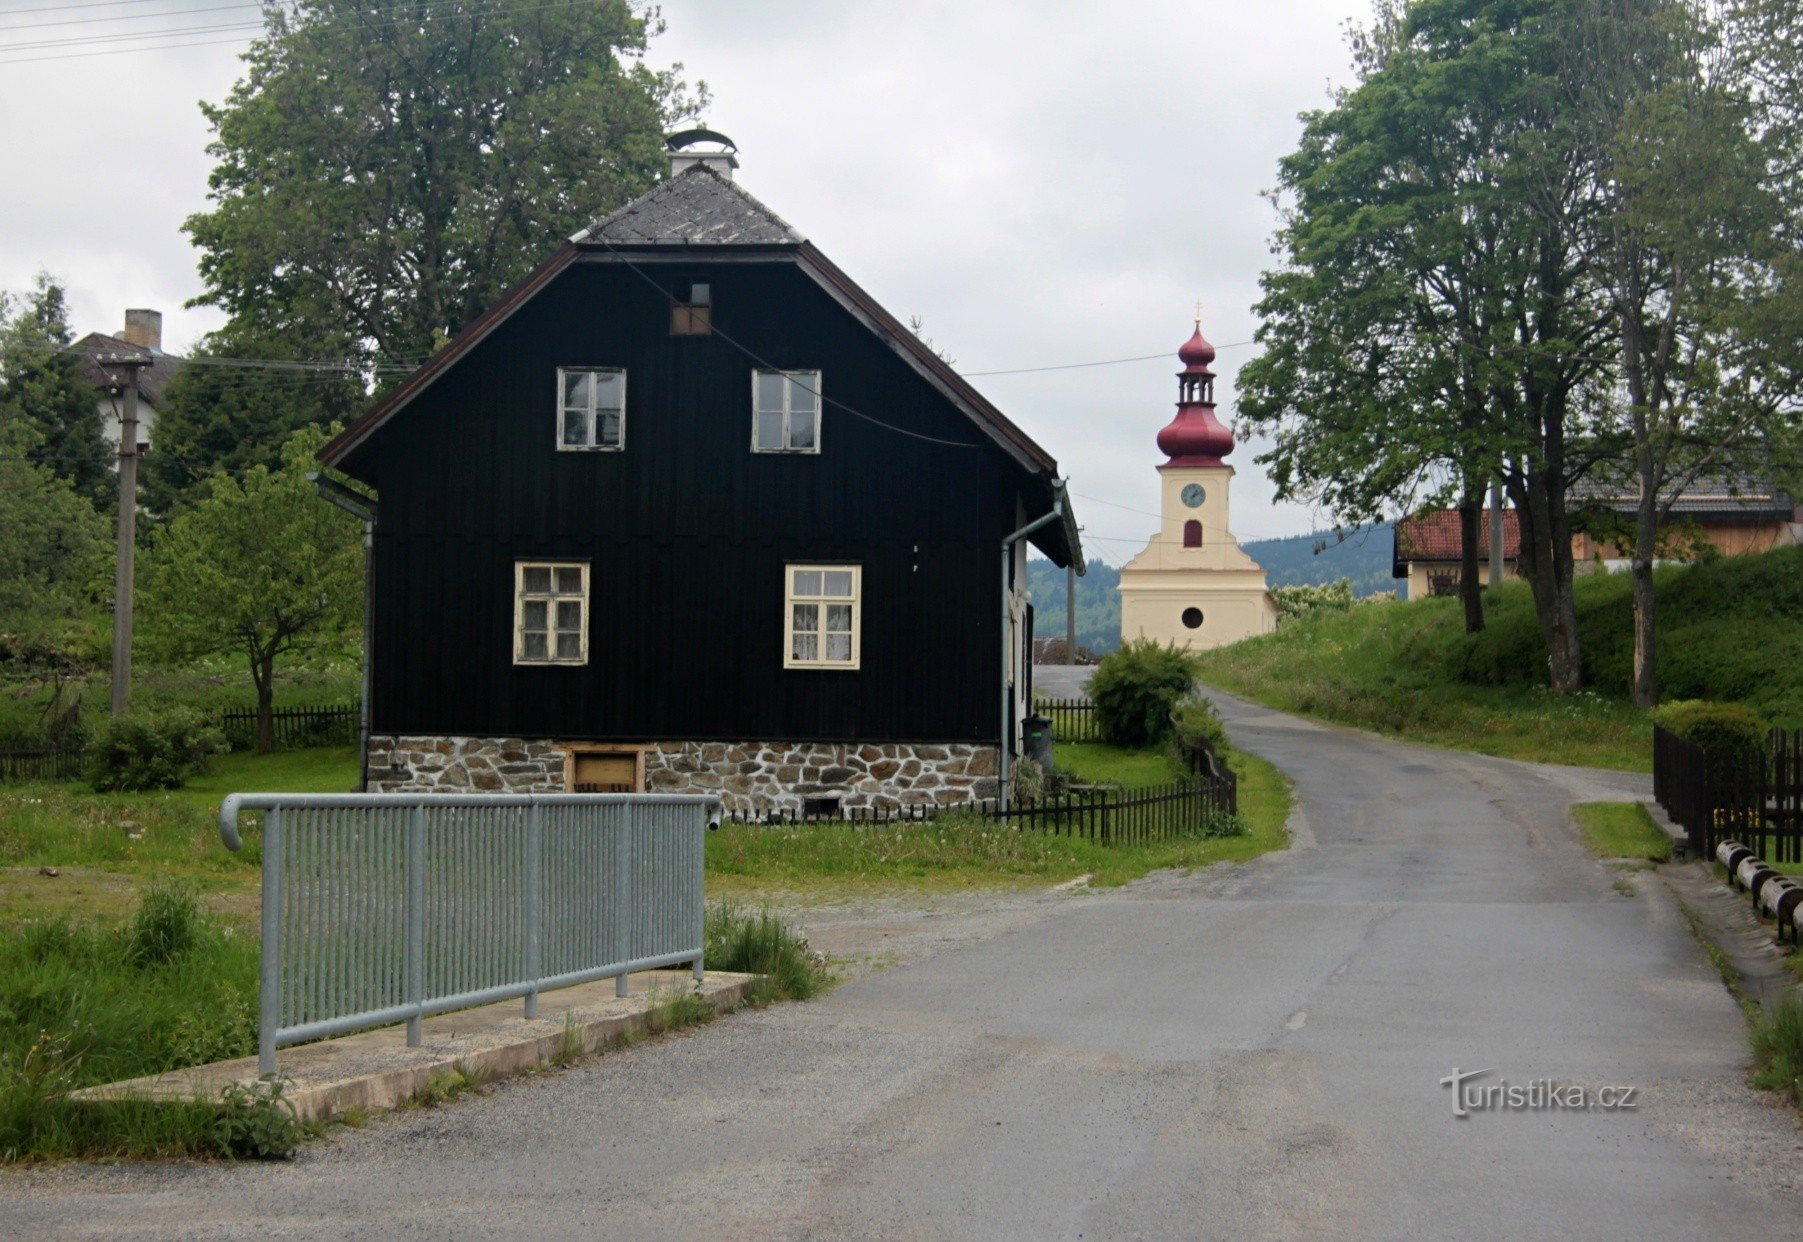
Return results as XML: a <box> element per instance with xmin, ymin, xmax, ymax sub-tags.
<box><xmin>73</xmin><ymin>969</ymin><xmax>756</xmax><ymax>1122</ymax></box>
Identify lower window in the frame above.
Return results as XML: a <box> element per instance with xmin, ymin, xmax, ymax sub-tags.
<box><xmin>515</xmin><ymin>561</ymin><xmax>588</xmax><ymax>665</ymax></box>
<box><xmin>785</xmin><ymin>564</ymin><xmax>860</xmax><ymax>669</ymax></box>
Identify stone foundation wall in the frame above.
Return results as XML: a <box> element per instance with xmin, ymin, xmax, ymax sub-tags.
<box><xmin>366</xmin><ymin>736</ymin><xmax>1000</xmax><ymax>816</ymax></box>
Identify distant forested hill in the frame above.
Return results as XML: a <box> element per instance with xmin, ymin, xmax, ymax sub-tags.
<box><xmin>1027</xmin><ymin>527</ymin><xmax>1392</xmax><ymax>657</ymax></box>
<box><xmin>1242</xmin><ymin>525</ymin><xmax>1395</xmax><ymax>597</ymax></box>
<box><xmin>1027</xmin><ymin>558</ymin><xmax>1120</xmax><ymax>656</ymax></box>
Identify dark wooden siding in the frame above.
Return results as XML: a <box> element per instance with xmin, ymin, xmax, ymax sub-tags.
<box><xmin>353</xmin><ymin>258</ymin><xmax>1024</xmax><ymax>743</ymax></box>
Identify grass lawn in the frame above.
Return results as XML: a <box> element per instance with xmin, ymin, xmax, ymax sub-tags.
<box><xmin>708</xmin><ymin>741</ymin><xmax>1292</xmax><ymax>896</ymax></box>
<box><xmin>1572</xmin><ymin>802</ymin><xmax>1672</xmax><ymax>862</ymax></box>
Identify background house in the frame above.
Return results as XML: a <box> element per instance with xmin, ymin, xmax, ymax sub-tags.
<box><xmin>71</xmin><ymin>308</ymin><xmax>182</xmax><ymax>457</ymax></box>
<box><xmin>318</xmin><ymin>133</ymin><xmax>1082</xmax><ymax>816</ymax></box>
<box><xmin>1392</xmin><ymin>474</ymin><xmax>1800</xmax><ymax>598</ymax></box>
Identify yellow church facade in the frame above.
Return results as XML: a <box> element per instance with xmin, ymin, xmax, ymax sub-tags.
<box><xmin>1118</xmin><ymin>323</ymin><xmax>1278</xmax><ymax>652</ymax></box>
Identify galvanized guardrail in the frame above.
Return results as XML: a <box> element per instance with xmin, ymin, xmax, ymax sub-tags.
<box><xmin>219</xmin><ymin>792</ymin><xmax>721</xmax><ymax>1076</ymax></box>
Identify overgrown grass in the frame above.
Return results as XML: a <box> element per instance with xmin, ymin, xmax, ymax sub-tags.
<box><xmin>1751</xmin><ymin>993</ymin><xmax>1803</xmax><ymax>1106</ymax></box>
<box><xmin>1195</xmin><ymin>547</ymin><xmax>1803</xmax><ymax>772</ymax></box>
<box><xmin>0</xmin><ymin>747</ymin><xmax>358</xmax><ymax>922</ymax></box>
<box><xmin>1572</xmin><ymin>802</ymin><xmax>1672</xmax><ymax>862</ymax></box>
<box><xmin>705</xmin><ymin>903</ymin><xmax>830</xmax><ymax>1002</ymax></box>
<box><xmin>0</xmin><ymin>881</ymin><xmax>296</xmax><ymax>1162</ymax></box>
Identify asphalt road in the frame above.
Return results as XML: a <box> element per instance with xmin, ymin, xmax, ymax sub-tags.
<box><xmin>8</xmin><ymin>687</ymin><xmax>1802</xmax><ymax>1238</ymax></box>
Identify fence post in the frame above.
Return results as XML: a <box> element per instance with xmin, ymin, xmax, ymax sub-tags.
<box><xmin>258</xmin><ymin>808</ymin><xmax>284</xmax><ymax>1078</ymax></box>
<box><xmin>405</xmin><ymin>804</ymin><xmax>424</xmax><ymax>1047</ymax></box>
<box><xmin>524</xmin><ymin>801</ymin><xmax>542</xmax><ymax>1019</ymax></box>
<box><xmin>615</xmin><ymin>809</ymin><xmax>632</xmax><ymax>998</ymax></box>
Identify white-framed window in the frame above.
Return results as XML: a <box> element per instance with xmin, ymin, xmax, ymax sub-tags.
<box><xmin>752</xmin><ymin>369</ymin><xmax>821</xmax><ymax>453</ymax></box>
<box><xmin>785</xmin><ymin>564</ymin><xmax>859</xmax><ymax>669</ymax></box>
<box><xmin>515</xmin><ymin>561</ymin><xmax>588</xmax><ymax>665</ymax></box>
<box><xmin>557</xmin><ymin>367</ymin><xmax>625</xmax><ymax>451</ymax></box>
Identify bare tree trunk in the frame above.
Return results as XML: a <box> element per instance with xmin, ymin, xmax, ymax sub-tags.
<box><xmin>1458</xmin><ymin>485</ymin><xmax>1485</xmax><ymax>634</ymax></box>
<box><xmin>253</xmin><ymin>650</ymin><xmax>276</xmax><ymax>755</ymax></box>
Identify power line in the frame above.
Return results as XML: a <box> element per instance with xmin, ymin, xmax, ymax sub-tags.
<box><xmin>964</xmin><ymin>341</ymin><xmax>1254</xmax><ymax>377</ymax></box>
<box><xmin>586</xmin><ymin>234</ymin><xmax>987</xmax><ymax>450</ymax></box>
<box><xmin>0</xmin><ymin>1</ymin><xmax>261</xmax><ymax>34</ymax></box>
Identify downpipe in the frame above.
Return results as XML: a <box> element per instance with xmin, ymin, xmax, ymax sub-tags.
<box><xmin>1000</xmin><ymin>481</ymin><xmax>1069</xmax><ymax>813</ymax></box>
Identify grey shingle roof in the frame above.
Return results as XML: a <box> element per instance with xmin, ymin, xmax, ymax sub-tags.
<box><xmin>71</xmin><ymin>332</ymin><xmax>183</xmax><ymax>408</ymax></box>
<box><xmin>576</xmin><ymin>164</ymin><xmax>805</xmax><ymax>246</ymax></box>
<box><xmin>1570</xmin><ymin>471</ymin><xmax>1796</xmax><ymax>517</ymax></box>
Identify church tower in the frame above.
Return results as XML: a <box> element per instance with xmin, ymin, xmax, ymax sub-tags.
<box><xmin>1117</xmin><ymin>320</ymin><xmax>1279</xmax><ymax>650</ymax></box>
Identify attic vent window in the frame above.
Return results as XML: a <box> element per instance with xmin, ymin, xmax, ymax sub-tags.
<box><xmin>557</xmin><ymin>368</ymin><xmax>625</xmax><ymax>451</ymax></box>
<box><xmin>671</xmin><ymin>281</ymin><xmax>711</xmax><ymax>335</ymax></box>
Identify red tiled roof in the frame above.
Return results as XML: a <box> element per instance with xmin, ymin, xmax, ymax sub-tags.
<box><xmin>1394</xmin><ymin>509</ymin><xmax>1521</xmax><ymax>565</ymax></box>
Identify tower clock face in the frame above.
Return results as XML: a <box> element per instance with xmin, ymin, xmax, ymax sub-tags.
<box><xmin>1180</xmin><ymin>483</ymin><xmax>1207</xmax><ymax>509</ymax></box>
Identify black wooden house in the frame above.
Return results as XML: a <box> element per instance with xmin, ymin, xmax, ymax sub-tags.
<box><xmin>319</xmin><ymin>132</ymin><xmax>1082</xmax><ymax>815</ymax></box>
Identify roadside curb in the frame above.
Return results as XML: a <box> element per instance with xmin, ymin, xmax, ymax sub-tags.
<box><xmin>1661</xmin><ymin>863</ymin><xmax>1796</xmax><ymax>1012</ymax></box>
<box><xmin>1642</xmin><ymin>799</ymin><xmax>1689</xmax><ymax>860</ymax></box>
<box><xmin>73</xmin><ymin>969</ymin><xmax>759</xmax><ymax>1124</ymax></box>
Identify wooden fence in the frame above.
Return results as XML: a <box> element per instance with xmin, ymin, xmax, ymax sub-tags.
<box><xmin>1654</xmin><ymin>726</ymin><xmax>1803</xmax><ymax>863</ymax></box>
<box><xmin>1035</xmin><ymin>697</ymin><xmax>1103</xmax><ymax>743</ymax></box>
<box><xmin>215</xmin><ymin>702</ymin><xmax>359</xmax><ymax>752</ymax></box>
<box><xmin>0</xmin><ymin>748</ymin><xmax>83</xmax><ymax>784</ymax></box>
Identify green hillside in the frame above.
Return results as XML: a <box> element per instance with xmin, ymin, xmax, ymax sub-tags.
<box><xmin>1193</xmin><ymin>545</ymin><xmax>1803</xmax><ymax>770</ymax></box>
<box><xmin>1241</xmin><ymin>525</ymin><xmax>1396</xmax><ymax>596</ymax></box>
<box><xmin>1028</xmin><ymin>558</ymin><xmax>1120</xmax><ymax>656</ymax></box>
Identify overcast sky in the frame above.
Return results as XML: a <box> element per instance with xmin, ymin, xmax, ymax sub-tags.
<box><xmin>0</xmin><ymin>0</ymin><xmax>1372</xmax><ymax>561</ymax></box>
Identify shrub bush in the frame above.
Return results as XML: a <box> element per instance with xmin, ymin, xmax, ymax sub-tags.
<box><xmin>704</xmin><ymin>903</ymin><xmax>828</xmax><ymax>1002</ymax></box>
<box><xmin>1652</xmin><ymin>699</ymin><xmax>1769</xmax><ymax>784</ymax></box>
<box><xmin>83</xmin><ymin>708</ymin><xmax>222</xmax><ymax>792</ymax></box>
<box><xmin>1170</xmin><ymin>697</ymin><xmax>1228</xmax><ymax>761</ymax></box>
<box><xmin>1272</xmin><ymin>578</ymin><xmax>1355</xmax><ymax>624</ymax></box>
<box><xmin>1089</xmin><ymin>639</ymin><xmax>1199</xmax><ymax>748</ymax></box>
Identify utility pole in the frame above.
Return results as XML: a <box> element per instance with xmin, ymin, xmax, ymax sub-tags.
<box><xmin>106</xmin><ymin>354</ymin><xmax>152</xmax><ymax>719</ymax></box>
<box><xmin>1065</xmin><ymin>560</ymin><xmax>1076</xmax><ymax>660</ymax></box>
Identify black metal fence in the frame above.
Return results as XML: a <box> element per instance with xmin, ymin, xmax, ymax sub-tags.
<box><xmin>215</xmin><ymin>702</ymin><xmax>359</xmax><ymax>752</ymax></box>
<box><xmin>0</xmin><ymin>748</ymin><xmax>83</xmax><ymax>784</ymax></box>
<box><xmin>1654</xmin><ymin>725</ymin><xmax>1803</xmax><ymax>863</ymax></box>
<box><xmin>1036</xmin><ymin>697</ymin><xmax>1102</xmax><ymax>743</ymax></box>
<box><xmin>724</xmin><ymin>760</ymin><xmax>1237</xmax><ymax>846</ymax></box>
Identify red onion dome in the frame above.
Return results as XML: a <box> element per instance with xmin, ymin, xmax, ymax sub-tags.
<box><xmin>1178</xmin><ymin>324</ymin><xmax>1216</xmax><ymax>368</ymax></box>
<box><xmin>1157</xmin><ymin>321</ymin><xmax>1234</xmax><ymax>465</ymax></box>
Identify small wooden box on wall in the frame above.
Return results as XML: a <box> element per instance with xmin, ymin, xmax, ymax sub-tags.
<box><xmin>564</xmin><ymin>744</ymin><xmax>647</xmax><ymax>793</ymax></box>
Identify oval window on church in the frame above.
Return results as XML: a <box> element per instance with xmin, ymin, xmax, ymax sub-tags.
<box><xmin>1183</xmin><ymin>520</ymin><xmax>1202</xmax><ymax>548</ymax></box>
<box><xmin>1182</xmin><ymin>607</ymin><xmax>1204</xmax><ymax>630</ymax></box>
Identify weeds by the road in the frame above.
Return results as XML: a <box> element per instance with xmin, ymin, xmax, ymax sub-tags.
<box><xmin>1751</xmin><ymin>994</ymin><xmax>1803</xmax><ymax>1106</ymax></box>
<box><xmin>0</xmin><ymin>881</ymin><xmax>299</xmax><ymax>1161</ymax></box>
<box><xmin>1573</xmin><ymin>803</ymin><xmax>1672</xmax><ymax>863</ymax></box>
<box><xmin>706</xmin><ymin>903</ymin><xmax>829</xmax><ymax>1002</ymax></box>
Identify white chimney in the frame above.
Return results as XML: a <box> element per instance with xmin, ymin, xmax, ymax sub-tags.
<box><xmin>666</xmin><ymin>128</ymin><xmax>738</xmax><ymax>180</ymax></box>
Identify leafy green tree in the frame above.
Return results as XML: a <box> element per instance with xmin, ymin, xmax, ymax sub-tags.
<box><xmin>0</xmin><ymin>275</ymin><xmax>113</xmax><ymax>509</ymax></box>
<box><xmin>140</xmin><ymin>426</ymin><xmax>362</xmax><ymax>753</ymax></box>
<box><xmin>0</xmin><ymin>417</ymin><xmax>109</xmax><ymax>659</ymax></box>
<box><xmin>1563</xmin><ymin>0</ymin><xmax>1794</xmax><ymax>708</ymax></box>
<box><xmin>1243</xmin><ymin>0</ymin><xmax>1617</xmax><ymax>688</ymax></box>
<box><xmin>142</xmin><ymin>330</ymin><xmax>364</xmax><ymax>514</ymax></box>
<box><xmin>186</xmin><ymin>0</ymin><xmax>705</xmax><ymax>366</ymax></box>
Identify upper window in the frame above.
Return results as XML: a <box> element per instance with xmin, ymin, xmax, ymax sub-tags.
<box><xmin>671</xmin><ymin>281</ymin><xmax>711</xmax><ymax>336</ymax></box>
<box><xmin>1183</xmin><ymin>519</ymin><xmax>1202</xmax><ymax>548</ymax></box>
<box><xmin>515</xmin><ymin>561</ymin><xmax>588</xmax><ymax>665</ymax></box>
<box><xmin>557</xmin><ymin>368</ymin><xmax>625</xmax><ymax>451</ymax></box>
<box><xmin>753</xmin><ymin>370</ymin><xmax>821</xmax><ymax>454</ymax></box>
<box><xmin>785</xmin><ymin>564</ymin><xmax>859</xmax><ymax>669</ymax></box>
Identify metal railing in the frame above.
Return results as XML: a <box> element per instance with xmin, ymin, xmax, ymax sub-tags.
<box><xmin>219</xmin><ymin>792</ymin><xmax>721</xmax><ymax>1075</ymax></box>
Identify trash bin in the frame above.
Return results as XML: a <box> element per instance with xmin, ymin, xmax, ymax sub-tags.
<box><xmin>1021</xmin><ymin>714</ymin><xmax>1054</xmax><ymax>770</ymax></box>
